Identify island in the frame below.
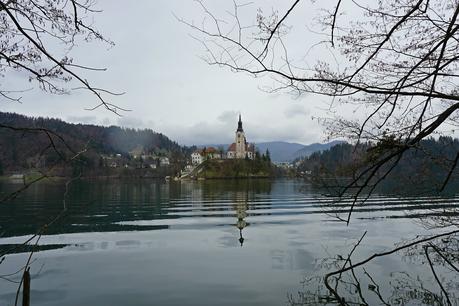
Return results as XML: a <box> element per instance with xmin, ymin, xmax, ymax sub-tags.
<box><xmin>179</xmin><ymin>115</ymin><xmax>277</xmax><ymax>179</ymax></box>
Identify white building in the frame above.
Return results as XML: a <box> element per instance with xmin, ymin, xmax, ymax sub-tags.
<box><xmin>160</xmin><ymin>157</ymin><xmax>170</xmax><ymax>166</ymax></box>
<box><xmin>191</xmin><ymin>147</ymin><xmax>221</xmax><ymax>165</ymax></box>
<box><xmin>191</xmin><ymin>151</ymin><xmax>204</xmax><ymax>165</ymax></box>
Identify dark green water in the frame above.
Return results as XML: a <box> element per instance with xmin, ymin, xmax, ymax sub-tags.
<box><xmin>0</xmin><ymin>179</ymin><xmax>457</xmax><ymax>305</ymax></box>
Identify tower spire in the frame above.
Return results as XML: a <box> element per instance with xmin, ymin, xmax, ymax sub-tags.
<box><xmin>237</xmin><ymin>114</ymin><xmax>243</xmax><ymax>132</ymax></box>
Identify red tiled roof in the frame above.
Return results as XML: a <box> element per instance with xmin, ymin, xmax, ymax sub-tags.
<box><xmin>195</xmin><ymin>147</ymin><xmax>220</xmax><ymax>155</ymax></box>
<box><xmin>227</xmin><ymin>143</ymin><xmax>236</xmax><ymax>151</ymax></box>
<box><xmin>205</xmin><ymin>147</ymin><xmax>218</xmax><ymax>153</ymax></box>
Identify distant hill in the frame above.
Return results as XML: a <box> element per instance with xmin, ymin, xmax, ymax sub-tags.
<box><xmin>295</xmin><ymin>138</ymin><xmax>459</xmax><ymax>194</ymax></box>
<box><xmin>255</xmin><ymin>142</ymin><xmax>305</xmax><ymax>162</ymax></box>
<box><xmin>291</xmin><ymin>140</ymin><xmax>344</xmax><ymax>160</ymax></box>
<box><xmin>197</xmin><ymin>140</ymin><xmax>344</xmax><ymax>162</ymax></box>
<box><xmin>257</xmin><ymin>141</ymin><xmax>344</xmax><ymax>162</ymax></box>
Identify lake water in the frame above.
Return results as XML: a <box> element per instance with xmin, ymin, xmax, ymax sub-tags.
<box><xmin>0</xmin><ymin>179</ymin><xmax>457</xmax><ymax>305</ymax></box>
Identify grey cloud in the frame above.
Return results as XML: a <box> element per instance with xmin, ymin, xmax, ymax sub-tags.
<box><xmin>116</xmin><ymin>116</ymin><xmax>156</xmax><ymax>130</ymax></box>
<box><xmin>218</xmin><ymin>110</ymin><xmax>239</xmax><ymax>124</ymax></box>
<box><xmin>67</xmin><ymin>116</ymin><xmax>99</xmax><ymax>125</ymax></box>
<box><xmin>284</xmin><ymin>104</ymin><xmax>310</xmax><ymax>118</ymax></box>
<box><xmin>247</xmin><ymin>122</ymin><xmax>316</xmax><ymax>145</ymax></box>
<box><xmin>101</xmin><ymin>118</ymin><xmax>112</xmax><ymax>126</ymax></box>
<box><xmin>163</xmin><ymin>113</ymin><xmax>321</xmax><ymax>146</ymax></box>
<box><xmin>117</xmin><ymin>116</ymin><xmax>144</xmax><ymax>129</ymax></box>
<box><xmin>165</xmin><ymin>120</ymin><xmax>234</xmax><ymax>146</ymax></box>
<box><xmin>4</xmin><ymin>0</ymin><xmax>331</xmax><ymax>145</ymax></box>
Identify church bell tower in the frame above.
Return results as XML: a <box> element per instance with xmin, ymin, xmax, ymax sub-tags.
<box><xmin>235</xmin><ymin>114</ymin><xmax>246</xmax><ymax>158</ymax></box>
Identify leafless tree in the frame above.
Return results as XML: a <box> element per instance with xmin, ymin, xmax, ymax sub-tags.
<box><xmin>0</xmin><ymin>2</ymin><xmax>124</xmax><ymax>303</ymax></box>
<box><xmin>181</xmin><ymin>0</ymin><xmax>459</xmax><ymax>223</ymax></box>
<box><xmin>0</xmin><ymin>0</ymin><xmax>126</xmax><ymax>111</ymax></box>
<box><xmin>0</xmin><ymin>0</ymin><xmax>128</xmax><ymax>201</ymax></box>
<box><xmin>182</xmin><ymin>1</ymin><xmax>459</xmax><ymax>302</ymax></box>
<box><xmin>0</xmin><ymin>0</ymin><xmax>129</xmax><ymax>199</ymax></box>
<box><xmin>287</xmin><ymin>229</ymin><xmax>459</xmax><ymax>305</ymax></box>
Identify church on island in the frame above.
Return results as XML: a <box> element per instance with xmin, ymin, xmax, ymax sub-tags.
<box><xmin>227</xmin><ymin>115</ymin><xmax>255</xmax><ymax>159</ymax></box>
<box><xmin>191</xmin><ymin>115</ymin><xmax>255</xmax><ymax>165</ymax></box>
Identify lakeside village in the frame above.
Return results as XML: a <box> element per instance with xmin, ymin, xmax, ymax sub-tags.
<box><xmin>1</xmin><ymin>114</ymin><xmax>290</xmax><ymax>181</ymax></box>
<box><xmin>97</xmin><ymin>115</ymin><xmax>279</xmax><ymax>180</ymax></box>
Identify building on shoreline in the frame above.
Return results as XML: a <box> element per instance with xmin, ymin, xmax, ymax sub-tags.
<box><xmin>191</xmin><ymin>147</ymin><xmax>222</xmax><ymax>165</ymax></box>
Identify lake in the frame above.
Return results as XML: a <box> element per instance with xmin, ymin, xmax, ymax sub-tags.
<box><xmin>0</xmin><ymin>179</ymin><xmax>457</xmax><ymax>305</ymax></box>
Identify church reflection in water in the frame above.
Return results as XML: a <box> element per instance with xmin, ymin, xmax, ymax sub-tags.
<box><xmin>234</xmin><ymin>191</ymin><xmax>249</xmax><ymax>247</ymax></box>
<box><xmin>180</xmin><ymin>179</ymin><xmax>273</xmax><ymax>247</ymax></box>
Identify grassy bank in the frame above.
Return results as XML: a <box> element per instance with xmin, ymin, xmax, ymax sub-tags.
<box><xmin>196</xmin><ymin>159</ymin><xmax>275</xmax><ymax>179</ymax></box>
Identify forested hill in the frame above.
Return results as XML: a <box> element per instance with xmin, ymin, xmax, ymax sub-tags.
<box><xmin>295</xmin><ymin>137</ymin><xmax>459</xmax><ymax>193</ymax></box>
<box><xmin>0</xmin><ymin>112</ymin><xmax>185</xmax><ymax>173</ymax></box>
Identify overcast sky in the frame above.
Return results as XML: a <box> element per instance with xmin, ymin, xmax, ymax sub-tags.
<box><xmin>2</xmin><ymin>0</ymin><xmax>340</xmax><ymax>146</ymax></box>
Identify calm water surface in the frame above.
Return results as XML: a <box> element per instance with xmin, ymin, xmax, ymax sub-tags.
<box><xmin>0</xmin><ymin>179</ymin><xmax>457</xmax><ymax>305</ymax></box>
